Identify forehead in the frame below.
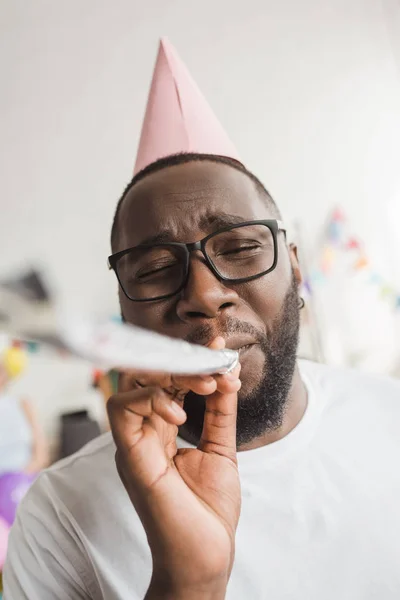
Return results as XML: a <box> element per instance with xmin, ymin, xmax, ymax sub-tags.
<box><xmin>116</xmin><ymin>161</ymin><xmax>273</xmax><ymax>251</ymax></box>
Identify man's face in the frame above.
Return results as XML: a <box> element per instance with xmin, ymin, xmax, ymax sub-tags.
<box><xmin>115</xmin><ymin>161</ymin><xmax>302</xmax><ymax>446</ymax></box>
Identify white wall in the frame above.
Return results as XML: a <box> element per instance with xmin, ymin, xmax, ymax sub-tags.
<box><xmin>1</xmin><ymin>0</ymin><xmax>400</xmax><ymax>438</ymax></box>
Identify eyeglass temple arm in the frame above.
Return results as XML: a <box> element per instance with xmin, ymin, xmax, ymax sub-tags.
<box><xmin>276</xmin><ymin>219</ymin><xmax>286</xmax><ymax>233</ymax></box>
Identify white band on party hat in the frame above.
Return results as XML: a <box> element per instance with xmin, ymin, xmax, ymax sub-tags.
<box><xmin>134</xmin><ymin>38</ymin><xmax>240</xmax><ymax>175</ymax></box>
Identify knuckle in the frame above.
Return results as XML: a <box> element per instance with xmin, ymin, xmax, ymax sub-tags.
<box><xmin>147</xmin><ymin>386</ymin><xmax>164</xmax><ymax>404</ymax></box>
<box><xmin>106</xmin><ymin>394</ymin><xmax>118</xmax><ymax>412</ymax></box>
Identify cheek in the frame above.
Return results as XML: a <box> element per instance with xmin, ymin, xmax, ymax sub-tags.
<box><xmin>237</xmin><ymin>345</ymin><xmax>267</xmax><ymax>396</ymax></box>
<box><xmin>239</xmin><ymin>266</ymin><xmax>292</xmax><ymax>326</ymax></box>
<box><xmin>119</xmin><ymin>290</ymin><xmax>174</xmax><ymax>332</ymax></box>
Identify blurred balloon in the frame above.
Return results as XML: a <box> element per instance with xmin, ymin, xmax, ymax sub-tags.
<box><xmin>0</xmin><ymin>516</ymin><xmax>9</xmax><ymax>570</ymax></box>
<box><xmin>0</xmin><ymin>472</ymin><xmax>35</xmax><ymax>526</ymax></box>
<box><xmin>2</xmin><ymin>346</ymin><xmax>27</xmax><ymax>379</ymax></box>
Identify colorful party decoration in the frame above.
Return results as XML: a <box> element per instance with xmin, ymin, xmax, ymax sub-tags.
<box><xmin>0</xmin><ymin>516</ymin><xmax>9</xmax><ymax>571</ymax></box>
<box><xmin>310</xmin><ymin>207</ymin><xmax>400</xmax><ymax>312</ymax></box>
<box><xmin>310</xmin><ymin>269</ymin><xmax>324</xmax><ymax>284</ymax></box>
<box><xmin>321</xmin><ymin>245</ymin><xmax>336</xmax><ymax>273</ymax></box>
<box><xmin>346</xmin><ymin>237</ymin><xmax>360</xmax><ymax>250</ymax></box>
<box><xmin>327</xmin><ymin>221</ymin><xmax>341</xmax><ymax>244</ymax></box>
<box><xmin>303</xmin><ymin>279</ymin><xmax>313</xmax><ymax>296</ymax></box>
<box><xmin>332</xmin><ymin>207</ymin><xmax>345</xmax><ymax>222</ymax></box>
<box><xmin>354</xmin><ymin>255</ymin><xmax>369</xmax><ymax>271</ymax></box>
<box><xmin>0</xmin><ymin>472</ymin><xmax>36</xmax><ymax>526</ymax></box>
<box><xmin>380</xmin><ymin>285</ymin><xmax>393</xmax><ymax>299</ymax></box>
<box><xmin>1</xmin><ymin>347</ymin><xmax>27</xmax><ymax>379</ymax></box>
<box><xmin>369</xmin><ymin>273</ymin><xmax>382</xmax><ymax>285</ymax></box>
<box><xmin>25</xmin><ymin>341</ymin><xmax>40</xmax><ymax>353</ymax></box>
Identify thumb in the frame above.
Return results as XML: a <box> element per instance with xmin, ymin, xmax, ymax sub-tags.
<box><xmin>198</xmin><ymin>338</ymin><xmax>241</xmax><ymax>460</ymax></box>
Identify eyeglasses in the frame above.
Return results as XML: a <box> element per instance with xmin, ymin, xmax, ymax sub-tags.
<box><xmin>108</xmin><ymin>219</ymin><xmax>286</xmax><ymax>302</ymax></box>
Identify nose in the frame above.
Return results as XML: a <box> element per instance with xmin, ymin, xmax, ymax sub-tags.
<box><xmin>176</xmin><ymin>254</ymin><xmax>239</xmax><ymax>322</ymax></box>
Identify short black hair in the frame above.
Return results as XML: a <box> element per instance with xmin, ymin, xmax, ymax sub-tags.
<box><xmin>111</xmin><ymin>152</ymin><xmax>280</xmax><ymax>250</ymax></box>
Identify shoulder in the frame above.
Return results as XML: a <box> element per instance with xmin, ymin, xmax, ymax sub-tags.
<box><xmin>45</xmin><ymin>430</ymin><xmax>117</xmax><ymax>479</ymax></box>
<box><xmin>299</xmin><ymin>359</ymin><xmax>400</xmax><ymax>435</ymax></box>
<box><xmin>299</xmin><ymin>359</ymin><xmax>400</xmax><ymax>402</ymax></box>
<box><xmin>3</xmin><ymin>435</ymin><xmax>119</xmax><ymax>599</ymax></box>
<box><xmin>22</xmin><ymin>432</ymin><xmax>119</xmax><ymax>513</ymax></box>
<box><xmin>4</xmin><ymin>432</ymin><xmax>151</xmax><ymax>598</ymax></box>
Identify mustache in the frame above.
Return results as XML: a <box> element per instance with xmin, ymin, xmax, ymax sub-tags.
<box><xmin>185</xmin><ymin>317</ymin><xmax>267</xmax><ymax>347</ymax></box>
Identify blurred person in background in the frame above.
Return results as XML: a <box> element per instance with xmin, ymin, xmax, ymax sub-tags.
<box><xmin>0</xmin><ymin>346</ymin><xmax>49</xmax><ymax>475</ymax></box>
<box><xmin>91</xmin><ymin>368</ymin><xmax>119</xmax><ymax>430</ymax></box>
<box><xmin>4</xmin><ymin>39</ymin><xmax>400</xmax><ymax>600</ymax></box>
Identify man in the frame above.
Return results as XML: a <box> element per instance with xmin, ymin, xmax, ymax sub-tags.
<box><xmin>4</xmin><ymin>39</ymin><xmax>400</xmax><ymax>600</ymax></box>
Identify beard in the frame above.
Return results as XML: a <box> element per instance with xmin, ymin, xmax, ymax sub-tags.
<box><xmin>180</xmin><ymin>273</ymin><xmax>301</xmax><ymax>448</ymax></box>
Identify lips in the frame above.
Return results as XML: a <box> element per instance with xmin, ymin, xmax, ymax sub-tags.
<box><xmin>224</xmin><ymin>335</ymin><xmax>259</xmax><ymax>352</ymax></box>
<box><xmin>185</xmin><ymin>328</ymin><xmax>261</xmax><ymax>355</ymax></box>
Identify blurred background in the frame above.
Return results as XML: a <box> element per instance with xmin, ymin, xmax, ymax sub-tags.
<box><xmin>0</xmin><ymin>3</ymin><xmax>400</xmax><ymax>571</ymax></box>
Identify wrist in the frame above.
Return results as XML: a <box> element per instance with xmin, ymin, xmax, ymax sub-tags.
<box><xmin>146</xmin><ymin>571</ymin><xmax>228</xmax><ymax>600</ymax></box>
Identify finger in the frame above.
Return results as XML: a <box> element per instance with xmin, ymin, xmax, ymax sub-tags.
<box><xmin>207</xmin><ymin>335</ymin><xmax>225</xmax><ymax>350</ymax></box>
<box><xmin>213</xmin><ymin>362</ymin><xmax>242</xmax><ymax>394</ymax></box>
<box><xmin>172</xmin><ymin>336</ymin><xmax>231</xmax><ymax>394</ymax></box>
<box><xmin>198</xmin><ymin>381</ymin><xmax>240</xmax><ymax>462</ymax></box>
<box><xmin>107</xmin><ymin>387</ymin><xmax>186</xmax><ymax>452</ymax></box>
<box><xmin>205</xmin><ymin>336</ymin><xmax>241</xmax><ymax>394</ymax></box>
<box><xmin>197</xmin><ymin>336</ymin><xmax>240</xmax><ymax>459</ymax></box>
<box><xmin>171</xmin><ymin>374</ymin><xmax>217</xmax><ymax>396</ymax></box>
<box><xmin>108</xmin><ymin>387</ymin><xmax>184</xmax><ymax>492</ymax></box>
<box><xmin>118</xmin><ymin>370</ymin><xmax>167</xmax><ymax>393</ymax></box>
<box><xmin>120</xmin><ymin>369</ymin><xmax>218</xmax><ymax>399</ymax></box>
<box><xmin>169</xmin><ymin>336</ymin><xmax>226</xmax><ymax>394</ymax></box>
<box><xmin>117</xmin><ymin>335</ymin><xmax>232</xmax><ymax>398</ymax></box>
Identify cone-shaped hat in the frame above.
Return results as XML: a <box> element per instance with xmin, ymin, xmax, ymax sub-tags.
<box><xmin>134</xmin><ymin>38</ymin><xmax>240</xmax><ymax>174</ymax></box>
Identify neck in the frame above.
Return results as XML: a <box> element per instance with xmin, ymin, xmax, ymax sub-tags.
<box><xmin>238</xmin><ymin>363</ymin><xmax>307</xmax><ymax>451</ymax></box>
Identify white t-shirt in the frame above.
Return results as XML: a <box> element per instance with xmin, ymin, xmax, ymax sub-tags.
<box><xmin>4</xmin><ymin>360</ymin><xmax>400</xmax><ymax>600</ymax></box>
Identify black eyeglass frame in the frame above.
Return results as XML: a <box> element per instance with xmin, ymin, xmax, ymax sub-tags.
<box><xmin>108</xmin><ymin>219</ymin><xmax>286</xmax><ymax>302</ymax></box>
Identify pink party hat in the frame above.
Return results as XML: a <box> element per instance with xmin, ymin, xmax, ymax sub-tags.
<box><xmin>134</xmin><ymin>38</ymin><xmax>240</xmax><ymax>174</ymax></box>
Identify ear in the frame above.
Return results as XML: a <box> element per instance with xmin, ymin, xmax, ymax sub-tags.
<box><xmin>288</xmin><ymin>243</ymin><xmax>303</xmax><ymax>289</ymax></box>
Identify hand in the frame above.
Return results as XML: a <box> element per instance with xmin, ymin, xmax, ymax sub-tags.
<box><xmin>107</xmin><ymin>337</ymin><xmax>242</xmax><ymax>599</ymax></box>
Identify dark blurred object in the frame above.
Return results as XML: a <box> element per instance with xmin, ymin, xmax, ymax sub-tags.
<box><xmin>59</xmin><ymin>410</ymin><xmax>101</xmax><ymax>459</ymax></box>
<box><xmin>0</xmin><ymin>270</ymin><xmax>49</xmax><ymax>302</ymax></box>
<box><xmin>0</xmin><ymin>269</ymin><xmax>63</xmax><ymax>346</ymax></box>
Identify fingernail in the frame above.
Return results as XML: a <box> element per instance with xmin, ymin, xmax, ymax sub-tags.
<box><xmin>170</xmin><ymin>401</ymin><xmax>185</xmax><ymax>417</ymax></box>
<box><xmin>226</xmin><ymin>372</ymin><xmax>239</xmax><ymax>381</ymax></box>
<box><xmin>200</xmin><ymin>375</ymin><xmax>214</xmax><ymax>383</ymax></box>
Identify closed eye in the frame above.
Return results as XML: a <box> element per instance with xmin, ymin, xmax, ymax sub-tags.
<box><xmin>136</xmin><ymin>261</ymin><xmax>179</xmax><ymax>280</ymax></box>
<box><xmin>219</xmin><ymin>244</ymin><xmax>262</xmax><ymax>256</ymax></box>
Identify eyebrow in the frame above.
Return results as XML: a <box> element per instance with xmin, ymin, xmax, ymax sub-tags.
<box><xmin>199</xmin><ymin>213</ymin><xmax>247</xmax><ymax>231</ymax></box>
<box><xmin>138</xmin><ymin>213</ymin><xmax>248</xmax><ymax>246</ymax></box>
